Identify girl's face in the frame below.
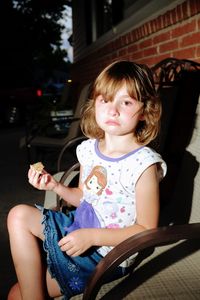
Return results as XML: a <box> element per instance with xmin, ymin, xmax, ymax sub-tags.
<box><xmin>95</xmin><ymin>83</ymin><xmax>144</xmax><ymax>137</ymax></box>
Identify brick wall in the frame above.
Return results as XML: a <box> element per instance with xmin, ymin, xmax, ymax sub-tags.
<box><xmin>70</xmin><ymin>0</ymin><xmax>200</xmax><ymax>91</ymax></box>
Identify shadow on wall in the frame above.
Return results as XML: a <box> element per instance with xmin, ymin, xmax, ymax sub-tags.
<box><xmin>158</xmin><ymin>69</ymin><xmax>200</xmax><ymax>226</ymax></box>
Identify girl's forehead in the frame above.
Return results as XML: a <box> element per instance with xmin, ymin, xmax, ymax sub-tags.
<box><xmin>96</xmin><ymin>80</ymin><xmax>138</xmax><ymax>100</ymax></box>
<box><xmin>112</xmin><ymin>84</ymin><xmax>130</xmax><ymax>96</ymax></box>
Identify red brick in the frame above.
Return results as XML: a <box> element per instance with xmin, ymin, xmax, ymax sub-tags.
<box><xmin>173</xmin><ymin>47</ymin><xmax>196</xmax><ymax>59</ymax></box>
<box><xmin>181</xmin><ymin>32</ymin><xmax>200</xmax><ymax>47</ymax></box>
<box><xmin>189</xmin><ymin>0</ymin><xmax>200</xmax><ymax>14</ymax></box>
<box><xmin>155</xmin><ymin>54</ymin><xmax>173</xmax><ymax>64</ymax></box>
<box><xmin>182</xmin><ymin>1</ymin><xmax>189</xmax><ymax>19</ymax></box>
<box><xmin>197</xmin><ymin>0</ymin><xmax>200</xmax><ymax>12</ymax></box>
<box><xmin>143</xmin><ymin>24</ymin><xmax>149</xmax><ymax>36</ymax></box>
<box><xmin>138</xmin><ymin>28</ymin><xmax>144</xmax><ymax>39</ymax></box>
<box><xmin>128</xmin><ymin>44</ymin><xmax>139</xmax><ymax>53</ymax></box>
<box><xmin>189</xmin><ymin>0</ymin><xmax>197</xmax><ymax>16</ymax></box>
<box><xmin>121</xmin><ymin>35</ymin><xmax>128</xmax><ymax>46</ymax></box>
<box><xmin>131</xmin><ymin>29</ymin><xmax>138</xmax><ymax>42</ymax></box>
<box><xmin>143</xmin><ymin>47</ymin><xmax>158</xmax><ymax>57</ymax></box>
<box><xmin>171</xmin><ymin>20</ymin><xmax>196</xmax><ymax>38</ymax></box>
<box><xmin>159</xmin><ymin>40</ymin><xmax>179</xmax><ymax>53</ymax></box>
<box><xmin>71</xmin><ymin>0</ymin><xmax>200</xmax><ymax>84</ymax></box>
<box><xmin>153</xmin><ymin>31</ymin><xmax>171</xmax><ymax>44</ymax></box>
<box><xmin>171</xmin><ymin>8</ymin><xmax>178</xmax><ymax>23</ymax></box>
<box><xmin>139</xmin><ymin>38</ymin><xmax>153</xmax><ymax>49</ymax></box>
<box><xmin>164</xmin><ymin>11</ymin><xmax>172</xmax><ymax>27</ymax></box>
<box><xmin>148</xmin><ymin>20</ymin><xmax>155</xmax><ymax>34</ymax></box>
<box><xmin>141</xmin><ymin>25</ymin><xmax>146</xmax><ymax>37</ymax></box>
<box><xmin>130</xmin><ymin>50</ymin><xmax>144</xmax><ymax>60</ymax></box>
<box><xmin>140</xmin><ymin>57</ymin><xmax>157</xmax><ymax>67</ymax></box>
<box><xmin>198</xmin><ymin>17</ymin><xmax>200</xmax><ymax>30</ymax></box>
<box><xmin>176</xmin><ymin>4</ymin><xmax>183</xmax><ymax>20</ymax></box>
<box><xmin>156</xmin><ymin>15</ymin><xmax>163</xmax><ymax>31</ymax></box>
<box><xmin>141</xmin><ymin>54</ymin><xmax>171</xmax><ymax>67</ymax></box>
<box><xmin>126</xmin><ymin>32</ymin><xmax>132</xmax><ymax>44</ymax></box>
<box><xmin>119</xmin><ymin>48</ymin><xmax>128</xmax><ymax>56</ymax></box>
<box><xmin>147</xmin><ymin>21</ymin><xmax>153</xmax><ymax>35</ymax></box>
<box><xmin>152</xmin><ymin>19</ymin><xmax>157</xmax><ymax>32</ymax></box>
<box><xmin>196</xmin><ymin>45</ymin><xmax>200</xmax><ymax>57</ymax></box>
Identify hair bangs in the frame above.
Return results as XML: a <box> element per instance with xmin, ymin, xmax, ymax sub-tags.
<box><xmin>94</xmin><ymin>74</ymin><xmax>126</xmax><ymax>102</ymax></box>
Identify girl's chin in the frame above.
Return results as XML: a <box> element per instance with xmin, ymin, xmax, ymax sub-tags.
<box><xmin>105</xmin><ymin>130</ymin><xmax>126</xmax><ymax>136</ymax></box>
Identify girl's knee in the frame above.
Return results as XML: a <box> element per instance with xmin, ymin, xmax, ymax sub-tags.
<box><xmin>7</xmin><ymin>204</ymin><xmax>43</xmax><ymax>239</ymax></box>
<box><xmin>7</xmin><ymin>204</ymin><xmax>32</xmax><ymax>230</ymax></box>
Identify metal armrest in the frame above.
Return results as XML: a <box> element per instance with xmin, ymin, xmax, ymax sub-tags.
<box><xmin>57</xmin><ymin>136</ymin><xmax>87</xmax><ymax>172</ymax></box>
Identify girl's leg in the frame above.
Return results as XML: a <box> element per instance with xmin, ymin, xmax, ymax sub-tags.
<box><xmin>7</xmin><ymin>273</ymin><xmax>62</xmax><ymax>300</ymax></box>
<box><xmin>7</xmin><ymin>204</ymin><xmax>62</xmax><ymax>300</ymax></box>
<box><xmin>7</xmin><ymin>283</ymin><xmax>21</xmax><ymax>300</ymax></box>
<box><xmin>7</xmin><ymin>276</ymin><xmax>61</xmax><ymax>300</ymax></box>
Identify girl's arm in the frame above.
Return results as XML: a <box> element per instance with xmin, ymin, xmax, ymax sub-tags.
<box><xmin>53</xmin><ymin>166</ymin><xmax>84</xmax><ymax>208</ymax></box>
<box><xmin>59</xmin><ymin>163</ymin><xmax>160</xmax><ymax>256</ymax></box>
<box><xmin>28</xmin><ymin>165</ymin><xmax>84</xmax><ymax>208</ymax></box>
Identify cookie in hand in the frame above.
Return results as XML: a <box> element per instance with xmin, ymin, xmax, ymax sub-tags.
<box><xmin>31</xmin><ymin>162</ymin><xmax>45</xmax><ymax>174</ymax></box>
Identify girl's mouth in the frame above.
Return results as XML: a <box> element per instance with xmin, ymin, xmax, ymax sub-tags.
<box><xmin>105</xmin><ymin>120</ymin><xmax>120</xmax><ymax>126</ymax></box>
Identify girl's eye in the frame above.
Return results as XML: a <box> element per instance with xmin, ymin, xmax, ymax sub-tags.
<box><xmin>100</xmin><ymin>98</ymin><xmax>108</xmax><ymax>103</ymax></box>
<box><xmin>122</xmin><ymin>100</ymin><xmax>133</xmax><ymax>106</ymax></box>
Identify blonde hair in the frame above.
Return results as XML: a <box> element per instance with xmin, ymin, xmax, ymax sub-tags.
<box><xmin>81</xmin><ymin>60</ymin><xmax>161</xmax><ymax>145</ymax></box>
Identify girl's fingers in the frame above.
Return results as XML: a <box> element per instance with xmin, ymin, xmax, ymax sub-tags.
<box><xmin>28</xmin><ymin>167</ymin><xmax>42</xmax><ymax>186</ymax></box>
<box><xmin>44</xmin><ymin>174</ymin><xmax>50</xmax><ymax>184</ymax></box>
<box><xmin>32</xmin><ymin>172</ymin><xmax>42</xmax><ymax>186</ymax></box>
<box><xmin>40</xmin><ymin>175</ymin><xmax>45</xmax><ymax>186</ymax></box>
<box><xmin>28</xmin><ymin>167</ymin><xmax>54</xmax><ymax>190</ymax></box>
<box><xmin>59</xmin><ymin>241</ymin><xmax>77</xmax><ymax>256</ymax></box>
<box><xmin>40</xmin><ymin>174</ymin><xmax>50</xmax><ymax>187</ymax></box>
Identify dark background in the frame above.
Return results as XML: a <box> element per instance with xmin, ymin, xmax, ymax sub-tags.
<box><xmin>0</xmin><ymin>1</ymin><xmax>72</xmax><ymax>298</ymax></box>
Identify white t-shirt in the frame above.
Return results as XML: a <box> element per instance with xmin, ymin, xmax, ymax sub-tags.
<box><xmin>76</xmin><ymin>139</ymin><xmax>167</xmax><ymax>266</ymax></box>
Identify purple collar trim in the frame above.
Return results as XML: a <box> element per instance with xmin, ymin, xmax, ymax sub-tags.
<box><xmin>95</xmin><ymin>140</ymin><xmax>144</xmax><ymax>162</ymax></box>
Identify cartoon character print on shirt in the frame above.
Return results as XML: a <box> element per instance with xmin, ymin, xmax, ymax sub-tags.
<box><xmin>84</xmin><ymin>166</ymin><xmax>127</xmax><ymax>229</ymax></box>
<box><xmin>85</xmin><ymin>165</ymin><xmax>107</xmax><ymax>195</ymax></box>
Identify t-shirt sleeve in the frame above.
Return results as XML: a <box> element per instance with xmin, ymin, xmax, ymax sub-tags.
<box><xmin>132</xmin><ymin>147</ymin><xmax>167</xmax><ymax>185</ymax></box>
<box><xmin>76</xmin><ymin>139</ymin><xmax>94</xmax><ymax>166</ymax></box>
<box><xmin>76</xmin><ymin>139</ymin><xmax>96</xmax><ymax>184</ymax></box>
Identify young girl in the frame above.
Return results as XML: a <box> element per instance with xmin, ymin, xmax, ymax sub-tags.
<box><xmin>7</xmin><ymin>60</ymin><xmax>167</xmax><ymax>300</ymax></box>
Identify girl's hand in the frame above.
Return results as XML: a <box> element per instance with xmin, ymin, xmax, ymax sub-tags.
<box><xmin>28</xmin><ymin>166</ymin><xmax>58</xmax><ymax>191</ymax></box>
<box><xmin>58</xmin><ymin>229</ymin><xmax>94</xmax><ymax>257</ymax></box>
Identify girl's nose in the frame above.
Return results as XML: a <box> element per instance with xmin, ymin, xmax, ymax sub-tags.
<box><xmin>107</xmin><ymin>102</ymin><xmax>119</xmax><ymax>116</ymax></box>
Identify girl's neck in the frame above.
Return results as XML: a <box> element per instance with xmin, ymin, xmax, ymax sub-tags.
<box><xmin>98</xmin><ymin>134</ymin><xmax>141</xmax><ymax>158</ymax></box>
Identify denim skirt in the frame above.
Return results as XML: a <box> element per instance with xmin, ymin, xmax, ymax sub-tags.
<box><xmin>37</xmin><ymin>206</ymin><xmax>127</xmax><ymax>299</ymax></box>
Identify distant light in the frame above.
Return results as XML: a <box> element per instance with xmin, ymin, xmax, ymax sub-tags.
<box><xmin>67</xmin><ymin>79</ymin><xmax>72</xmax><ymax>83</ymax></box>
<box><xmin>37</xmin><ymin>89</ymin><xmax>42</xmax><ymax>97</ymax></box>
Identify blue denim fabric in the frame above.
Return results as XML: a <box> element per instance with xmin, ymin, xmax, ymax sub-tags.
<box><xmin>36</xmin><ymin>205</ymin><xmax>128</xmax><ymax>299</ymax></box>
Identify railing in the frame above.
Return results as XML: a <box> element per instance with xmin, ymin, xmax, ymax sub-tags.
<box><xmin>151</xmin><ymin>57</ymin><xmax>200</xmax><ymax>88</ymax></box>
